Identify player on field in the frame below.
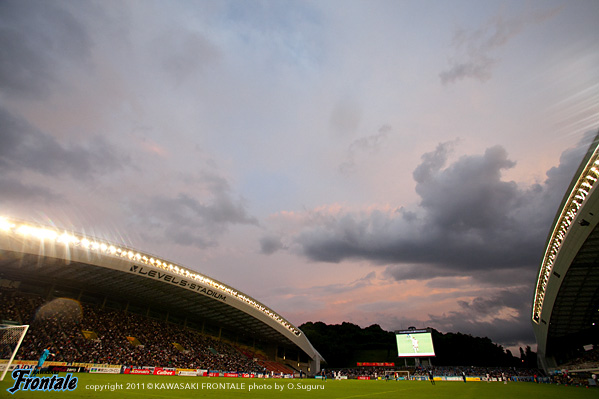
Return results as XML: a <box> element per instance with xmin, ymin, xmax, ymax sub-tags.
<box><xmin>428</xmin><ymin>369</ymin><xmax>435</xmax><ymax>385</ymax></box>
<box><xmin>408</xmin><ymin>334</ymin><xmax>419</xmax><ymax>353</ymax></box>
<box><xmin>32</xmin><ymin>346</ymin><xmax>55</xmax><ymax>375</ymax></box>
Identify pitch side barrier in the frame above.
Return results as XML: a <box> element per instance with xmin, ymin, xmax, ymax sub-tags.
<box><xmin>121</xmin><ymin>367</ymin><xmax>293</xmax><ymax>379</ymax></box>
<box><xmin>3</xmin><ymin>362</ymin><xmax>294</xmax><ymax>378</ymax></box>
<box><xmin>1</xmin><ymin>360</ymin><xmax>94</xmax><ymax>373</ymax></box>
<box><xmin>315</xmin><ymin>375</ymin><xmax>484</xmax><ymax>381</ymax></box>
<box><xmin>411</xmin><ymin>375</ymin><xmax>539</xmax><ymax>382</ymax></box>
<box><xmin>3</xmin><ymin>362</ymin><xmax>541</xmax><ymax>382</ymax></box>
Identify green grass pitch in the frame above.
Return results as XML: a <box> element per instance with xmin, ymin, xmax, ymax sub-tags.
<box><xmin>1</xmin><ymin>373</ymin><xmax>597</xmax><ymax>398</ymax></box>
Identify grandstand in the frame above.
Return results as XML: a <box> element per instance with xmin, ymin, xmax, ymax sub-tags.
<box><xmin>0</xmin><ymin>217</ymin><xmax>323</xmax><ymax>375</ymax></box>
<box><xmin>532</xmin><ymin>133</ymin><xmax>599</xmax><ymax>372</ymax></box>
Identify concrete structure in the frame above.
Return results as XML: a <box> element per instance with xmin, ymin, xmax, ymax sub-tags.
<box><xmin>0</xmin><ymin>217</ymin><xmax>323</xmax><ymax>374</ymax></box>
<box><xmin>532</xmin><ymin>133</ymin><xmax>599</xmax><ymax>371</ymax></box>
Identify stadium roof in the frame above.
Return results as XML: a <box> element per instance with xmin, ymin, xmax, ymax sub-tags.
<box><xmin>0</xmin><ymin>217</ymin><xmax>323</xmax><ymax>365</ymax></box>
<box><xmin>532</xmin><ymin>133</ymin><xmax>599</xmax><ymax>370</ymax></box>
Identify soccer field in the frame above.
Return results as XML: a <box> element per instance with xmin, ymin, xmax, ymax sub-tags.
<box><xmin>2</xmin><ymin>374</ymin><xmax>598</xmax><ymax>399</ymax></box>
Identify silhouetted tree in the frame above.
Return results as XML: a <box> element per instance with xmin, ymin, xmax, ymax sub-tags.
<box><xmin>300</xmin><ymin>322</ymin><xmax>526</xmax><ymax>368</ymax></box>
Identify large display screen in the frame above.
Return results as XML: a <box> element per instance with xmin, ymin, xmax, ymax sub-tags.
<box><xmin>396</xmin><ymin>330</ymin><xmax>435</xmax><ymax>357</ymax></box>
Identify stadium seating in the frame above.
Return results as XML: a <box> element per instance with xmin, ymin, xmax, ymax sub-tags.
<box><xmin>0</xmin><ymin>289</ymin><xmax>281</xmax><ymax>373</ymax></box>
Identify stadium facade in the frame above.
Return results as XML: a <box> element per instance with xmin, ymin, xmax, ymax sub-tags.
<box><xmin>532</xmin><ymin>133</ymin><xmax>599</xmax><ymax>372</ymax></box>
<box><xmin>0</xmin><ymin>217</ymin><xmax>323</xmax><ymax>374</ymax></box>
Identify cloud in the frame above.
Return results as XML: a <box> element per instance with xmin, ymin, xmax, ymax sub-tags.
<box><xmin>415</xmin><ymin>145</ymin><xmax>518</xmax><ymax>232</ymax></box>
<box><xmin>157</xmin><ymin>29</ymin><xmax>222</xmax><ymax>85</ymax></box>
<box><xmin>309</xmin><ymin>271</ymin><xmax>376</xmax><ymax>295</ymax></box>
<box><xmin>0</xmin><ymin>107</ymin><xmax>126</xmax><ymax>180</ymax></box>
<box><xmin>339</xmin><ymin>125</ymin><xmax>391</xmax><ymax>174</ymax></box>
<box><xmin>259</xmin><ymin>235</ymin><xmax>287</xmax><ymax>255</ymax></box>
<box><xmin>412</xmin><ymin>139</ymin><xmax>458</xmax><ymax>183</ymax></box>
<box><xmin>296</xmin><ymin>144</ymin><xmax>535</xmax><ymax>271</ymax></box>
<box><xmin>128</xmin><ymin>173</ymin><xmax>258</xmax><ymax>248</ymax></box>
<box><xmin>277</xmin><ymin>134</ymin><xmax>592</xmax><ymax>287</ymax></box>
<box><xmin>0</xmin><ymin>177</ymin><xmax>64</xmax><ymax>205</ymax></box>
<box><xmin>0</xmin><ymin>0</ymin><xmax>91</xmax><ymax>98</ymax></box>
<box><xmin>262</xmin><ymin>133</ymin><xmax>595</xmax><ymax>349</ymax></box>
<box><xmin>426</xmin><ymin>288</ymin><xmax>535</xmax><ymax>347</ymax></box>
<box><xmin>439</xmin><ymin>8</ymin><xmax>560</xmax><ymax>84</ymax></box>
<box><xmin>384</xmin><ymin>264</ymin><xmax>459</xmax><ymax>281</ymax></box>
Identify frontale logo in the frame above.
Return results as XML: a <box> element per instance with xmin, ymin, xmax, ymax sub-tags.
<box><xmin>7</xmin><ymin>369</ymin><xmax>78</xmax><ymax>394</ymax></box>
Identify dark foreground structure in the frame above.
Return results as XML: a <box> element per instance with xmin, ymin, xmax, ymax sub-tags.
<box><xmin>0</xmin><ymin>217</ymin><xmax>323</xmax><ymax>374</ymax></box>
<box><xmin>532</xmin><ymin>133</ymin><xmax>599</xmax><ymax>372</ymax></box>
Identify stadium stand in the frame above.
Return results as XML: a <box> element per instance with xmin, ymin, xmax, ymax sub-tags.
<box><xmin>0</xmin><ymin>217</ymin><xmax>323</xmax><ymax>376</ymax></box>
<box><xmin>532</xmin><ymin>132</ymin><xmax>599</xmax><ymax>373</ymax></box>
<box><xmin>558</xmin><ymin>347</ymin><xmax>599</xmax><ymax>371</ymax></box>
<box><xmin>0</xmin><ymin>288</ymin><xmax>290</xmax><ymax>374</ymax></box>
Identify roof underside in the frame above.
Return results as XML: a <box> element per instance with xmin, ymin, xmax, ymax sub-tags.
<box><xmin>547</xmin><ymin>222</ymin><xmax>599</xmax><ymax>353</ymax></box>
<box><xmin>0</xmin><ymin>249</ymin><xmax>298</xmax><ymax>348</ymax></box>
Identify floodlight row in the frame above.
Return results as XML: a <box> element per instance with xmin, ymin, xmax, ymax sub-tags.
<box><xmin>0</xmin><ymin>217</ymin><xmax>301</xmax><ymax>336</ymax></box>
<box><xmin>532</xmin><ymin>152</ymin><xmax>599</xmax><ymax>324</ymax></box>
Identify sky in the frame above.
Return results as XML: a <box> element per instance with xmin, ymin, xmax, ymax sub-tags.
<box><xmin>1</xmin><ymin>0</ymin><xmax>598</xmax><ymax>353</ymax></box>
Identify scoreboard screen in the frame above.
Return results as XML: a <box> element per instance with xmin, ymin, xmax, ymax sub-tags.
<box><xmin>395</xmin><ymin>329</ymin><xmax>435</xmax><ymax>357</ymax></box>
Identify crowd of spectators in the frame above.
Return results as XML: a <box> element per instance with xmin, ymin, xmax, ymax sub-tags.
<box><xmin>324</xmin><ymin>367</ymin><xmax>392</xmax><ymax>379</ymax></box>
<box><xmin>320</xmin><ymin>365</ymin><xmax>545</xmax><ymax>381</ymax></box>
<box><xmin>559</xmin><ymin>347</ymin><xmax>599</xmax><ymax>371</ymax></box>
<box><xmin>412</xmin><ymin>365</ymin><xmax>543</xmax><ymax>380</ymax></box>
<box><xmin>0</xmin><ymin>290</ymin><xmax>265</xmax><ymax>373</ymax></box>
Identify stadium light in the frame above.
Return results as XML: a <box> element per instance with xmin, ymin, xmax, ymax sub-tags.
<box><xmin>532</xmin><ymin>144</ymin><xmax>599</xmax><ymax>323</ymax></box>
<box><xmin>0</xmin><ymin>216</ymin><xmax>302</xmax><ymax>336</ymax></box>
<box><xmin>0</xmin><ymin>217</ymin><xmax>15</xmax><ymax>231</ymax></box>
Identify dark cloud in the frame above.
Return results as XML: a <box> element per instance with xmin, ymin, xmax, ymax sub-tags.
<box><xmin>412</xmin><ymin>139</ymin><xmax>458</xmax><ymax>183</ymax></box>
<box><xmin>0</xmin><ymin>177</ymin><xmax>64</xmax><ymax>204</ymax></box>
<box><xmin>0</xmin><ymin>107</ymin><xmax>126</xmax><ymax>180</ymax></box>
<box><xmin>415</xmin><ymin>145</ymin><xmax>519</xmax><ymax>232</ymax></box>
<box><xmin>426</xmin><ymin>288</ymin><xmax>535</xmax><ymax>347</ymax></box>
<box><xmin>292</xmin><ymin>134</ymin><xmax>591</xmax><ymax>285</ymax></box>
<box><xmin>0</xmin><ymin>0</ymin><xmax>92</xmax><ymax>98</ymax></box>
<box><xmin>287</xmin><ymin>132</ymin><xmax>594</xmax><ymax>350</ymax></box>
<box><xmin>128</xmin><ymin>175</ymin><xmax>258</xmax><ymax>248</ymax></box>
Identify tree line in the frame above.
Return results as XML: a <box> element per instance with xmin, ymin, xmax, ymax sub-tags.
<box><xmin>299</xmin><ymin>321</ymin><xmax>537</xmax><ymax>368</ymax></box>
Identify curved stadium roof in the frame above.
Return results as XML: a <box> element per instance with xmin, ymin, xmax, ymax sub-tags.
<box><xmin>0</xmin><ymin>217</ymin><xmax>322</xmax><ymax>369</ymax></box>
<box><xmin>532</xmin><ymin>133</ymin><xmax>599</xmax><ymax>371</ymax></box>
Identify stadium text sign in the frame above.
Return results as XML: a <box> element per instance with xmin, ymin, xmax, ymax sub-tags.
<box><xmin>153</xmin><ymin>368</ymin><xmax>176</xmax><ymax>376</ymax></box>
<box><xmin>124</xmin><ymin>368</ymin><xmax>151</xmax><ymax>375</ymax></box>
<box><xmin>89</xmin><ymin>366</ymin><xmax>120</xmax><ymax>374</ymax></box>
<box><xmin>129</xmin><ymin>265</ymin><xmax>227</xmax><ymax>301</ymax></box>
<box><xmin>7</xmin><ymin>369</ymin><xmax>78</xmax><ymax>394</ymax></box>
<box><xmin>177</xmin><ymin>370</ymin><xmax>199</xmax><ymax>376</ymax></box>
